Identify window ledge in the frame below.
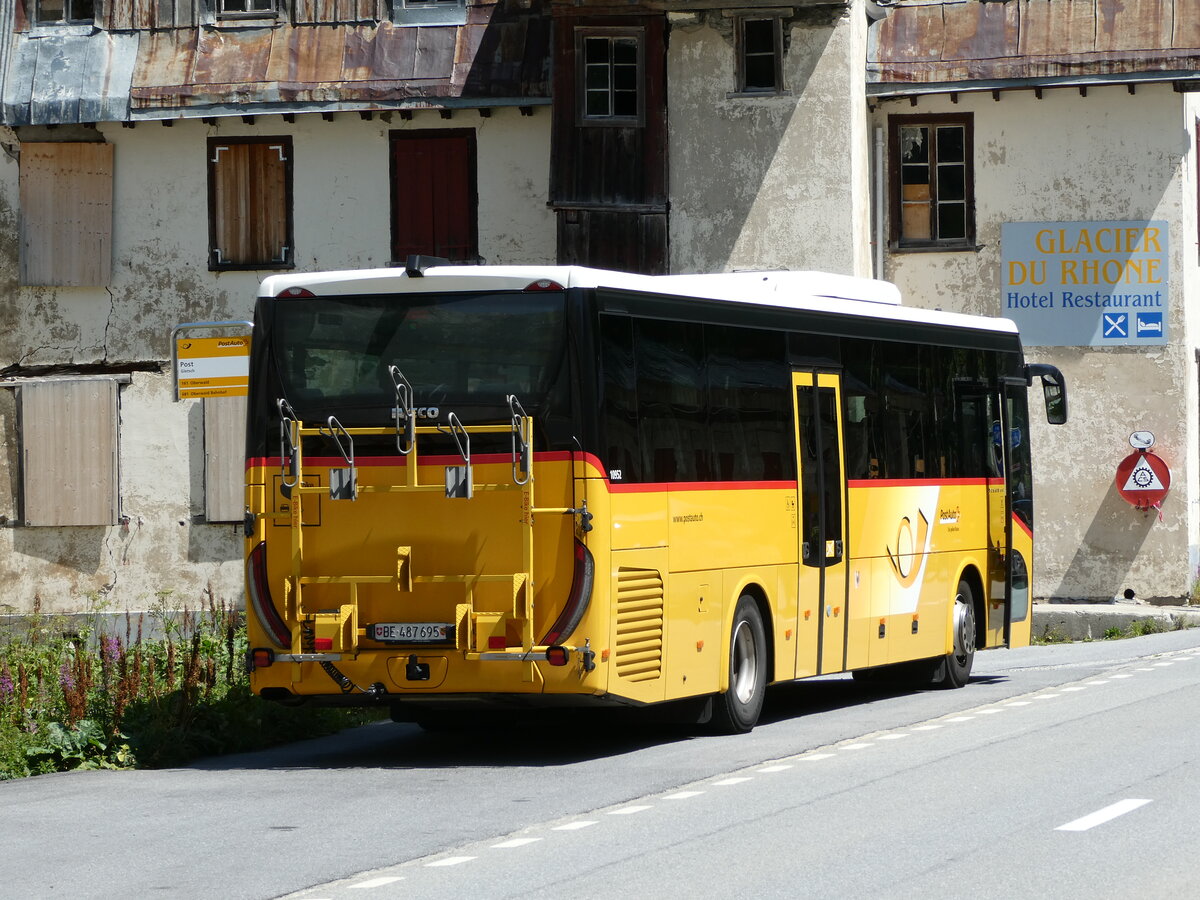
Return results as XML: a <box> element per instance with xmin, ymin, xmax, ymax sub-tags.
<box><xmin>726</xmin><ymin>90</ymin><xmax>793</xmax><ymax>100</ymax></box>
<box><xmin>890</xmin><ymin>242</ymin><xmax>983</xmax><ymax>255</ymax></box>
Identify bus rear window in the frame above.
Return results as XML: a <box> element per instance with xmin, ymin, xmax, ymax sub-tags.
<box><xmin>269</xmin><ymin>292</ymin><xmax>567</xmax><ymax>420</ymax></box>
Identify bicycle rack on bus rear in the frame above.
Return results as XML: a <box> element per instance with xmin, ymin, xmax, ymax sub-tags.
<box><xmin>260</xmin><ymin>374</ymin><xmax>585</xmax><ymax>684</ymax></box>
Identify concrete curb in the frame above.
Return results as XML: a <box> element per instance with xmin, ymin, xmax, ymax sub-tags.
<box><xmin>1031</xmin><ymin>602</ymin><xmax>1200</xmax><ymax>642</ymax></box>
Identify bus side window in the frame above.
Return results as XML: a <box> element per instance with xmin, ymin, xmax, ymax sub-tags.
<box><xmin>599</xmin><ymin>314</ymin><xmax>641</xmax><ymax>483</ymax></box>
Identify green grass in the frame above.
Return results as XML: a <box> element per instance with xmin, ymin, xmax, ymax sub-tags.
<box><xmin>0</xmin><ymin>596</ymin><xmax>378</xmax><ymax>779</ymax></box>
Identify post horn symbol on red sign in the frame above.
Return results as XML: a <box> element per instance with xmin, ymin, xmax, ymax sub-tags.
<box><xmin>1115</xmin><ymin>431</ymin><xmax>1170</xmax><ymax>518</ymax></box>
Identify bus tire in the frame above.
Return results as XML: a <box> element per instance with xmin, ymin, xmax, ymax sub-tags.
<box><xmin>711</xmin><ymin>595</ymin><xmax>768</xmax><ymax>734</ymax></box>
<box><xmin>939</xmin><ymin>579</ymin><xmax>977</xmax><ymax>689</ymax></box>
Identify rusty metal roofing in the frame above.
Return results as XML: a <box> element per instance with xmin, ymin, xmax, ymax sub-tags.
<box><xmin>869</xmin><ymin>0</ymin><xmax>1200</xmax><ymax>94</ymax></box>
<box><xmin>2</xmin><ymin>1</ymin><xmax>550</xmax><ymax>126</ymax></box>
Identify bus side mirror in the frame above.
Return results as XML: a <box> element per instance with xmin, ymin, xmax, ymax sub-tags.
<box><xmin>1025</xmin><ymin>363</ymin><xmax>1068</xmax><ymax>425</ymax></box>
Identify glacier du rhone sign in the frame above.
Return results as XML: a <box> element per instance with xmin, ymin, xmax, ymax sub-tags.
<box><xmin>1001</xmin><ymin>221</ymin><xmax>1168</xmax><ymax>347</ymax></box>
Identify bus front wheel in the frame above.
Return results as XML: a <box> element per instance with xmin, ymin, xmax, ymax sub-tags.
<box><xmin>939</xmin><ymin>579</ymin><xmax>977</xmax><ymax>689</ymax></box>
<box><xmin>711</xmin><ymin>596</ymin><xmax>767</xmax><ymax>733</ymax></box>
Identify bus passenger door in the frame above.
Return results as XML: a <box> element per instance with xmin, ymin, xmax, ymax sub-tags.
<box><xmin>792</xmin><ymin>372</ymin><xmax>848</xmax><ymax>675</ymax></box>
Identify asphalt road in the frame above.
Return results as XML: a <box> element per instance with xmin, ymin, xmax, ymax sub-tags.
<box><xmin>3</xmin><ymin>629</ymin><xmax>1198</xmax><ymax>899</ymax></box>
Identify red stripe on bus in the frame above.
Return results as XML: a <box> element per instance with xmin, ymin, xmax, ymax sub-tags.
<box><xmin>1014</xmin><ymin>516</ymin><xmax>1033</xmax><ymax>540</ymax></box>
<box><xmin>608</xmin><ymin>480</ymin><xmax>798</xmax><ymax>493</ymax></box>
<box><xmin>847</xmin><ymin>477</ymin><xmax>993</xmax><ymax>488</ymax></box>
<box><xmin>247</xmin><ymin>450</ymin><xmax>608</xmax><ymax>472</ymax></box>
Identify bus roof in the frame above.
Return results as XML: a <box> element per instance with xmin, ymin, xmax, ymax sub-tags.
<box><xmin>258</xmin><ymin>264</ymin><xmax>1019</xmax><ymax>337</ymax></box>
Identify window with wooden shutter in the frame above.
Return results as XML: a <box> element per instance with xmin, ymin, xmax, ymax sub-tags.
<box><xmin>19</xmin><ymin>379</ymin><xmax>120</xmax><ymax>527</ymax></box>
<box><xmin>389</xmin><ymin>130</ymin><xmax>478</xmax><ymax>264</ymax></box>
<box><xmin>203</xmin><ymin>396</ymin><xmax>247</xmax><ymax>523</ymax></box>
<box><xmin>19</xmin><ymin>142</ymin><xmax>113</xmax><ymax>287</ymax></box>
<box><xmin>208</xmin><ymin>137</ymin><xmax>293</xmax><ymax>270</ymax></box>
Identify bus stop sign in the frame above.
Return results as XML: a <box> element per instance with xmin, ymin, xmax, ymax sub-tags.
<box><xmin>1115</xmin><ymin>450</ymin><xmax>1171</xmax><ymax>511</ymax></box>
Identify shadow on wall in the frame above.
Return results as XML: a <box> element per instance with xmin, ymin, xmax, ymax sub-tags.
<box><xmin>1053</xmin><ymin>482</ymin><xmax>1156</xmax><ymax>599</ymax></box>
<box><xmin>672</xmin><ymin>9</ymin><xmax>839</xmax><ymax>272</ymax></box>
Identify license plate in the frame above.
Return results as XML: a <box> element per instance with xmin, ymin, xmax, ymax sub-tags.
<box><xmin>369</xmin><ymin>622</ymin><xmax>452</xmax><ymax>643</ymax></box>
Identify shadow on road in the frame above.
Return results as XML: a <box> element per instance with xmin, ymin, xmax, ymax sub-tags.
<box><xmin>187</xmin><ymin>672</ymin><xmax>1013</xmax><ymax>773</ymax></box>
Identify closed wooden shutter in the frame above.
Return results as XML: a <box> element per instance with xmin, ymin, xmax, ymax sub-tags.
<box><xmin>390</xmin><ymin>131</ymin><xmax>477</xmax><ymax>263</ymax></box>
<box><xmin>210</xmin><ymin>140</ymin><xmax>291</xmax><ymax>267</ymax></box>
<box><xmin>204</xmin><ymin>396</ymin><xmax>247</xmax><ymax>523</ymax></box>
<box><xmin>19</xmin><ymin>143</ymin><xmax>113</xmax><ymax>287</ymax></box>
<box><xmin>20</xmin><ymin>379</ymin><xmax>119</xmax><ymax>527</ymax></box>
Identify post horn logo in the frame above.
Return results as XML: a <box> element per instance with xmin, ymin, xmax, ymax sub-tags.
<box><xmin>887</xmin><ymin>509</ymin><xmax>929</xmax><ymax>588</ymax></box>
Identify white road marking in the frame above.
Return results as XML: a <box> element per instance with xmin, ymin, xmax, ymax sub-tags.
<box><xmin>1004</xmin><ymin>701</ymin><xmax>1032</xmax><ymax>706</ymax></box>
<box><xmin>840</xmin><ymin>743</ymin><xmax>872</xmax><ymax>750</ymax></box>
<box><xmin>1136</xmin><ymin>667</ymin><xmax>1155</xmax><ymax>672</ymax></box>
<box><xmin>663</xmin><ymin>791</ymin><xmax>705</xmax><ymax>800</ymax></box>
<box><xmin>608</xmin><ymin>805</ymin><xmax>653</xmax><ymax>815</ymax></box>
<box><xmin>1056</xmin><ymin>799</ymin><xmax>1152</xmax><ymax>832</ymax></box>
<box><xmin>976</xmin><ymin>708</ymin><xmax>1003</xmax><ymax>715</ymax></box>
<box><xmin>1109</xmin><ymin>673</ymin><xmax>1134</xmax><ymax>679</ymax></box>
<box><xmin>553</xmin><ymin>821</ymin><xmax>597</xmax><ymax>831</ymax></box>
<box><xmin>1031</xmin><ymin>694</ymin><xmax>1059</xmax><ymax>700</ymax></box>
<box><xmin>1152</xmin><ymin>662</ymin><xmax>1174</xmax><ymax>667</ymax></box>
<box><xmin>1086</xmin><ymin>680</ymin><xmax>1109</xmax><ymax>685</ymax></box>
<box><xmin>713</xmin><ymin>777</ymin><xmax>753</xmax><ymax>786</ymax></box>
<box><xmin>759</xmin><ymin>764</ymin><xmax>793</xmax><ymax>771</ymax></box>
<box><xmin>426</xmin><ymin>857</ymin><xmax>475</xmax><ymax>867</ymax></box>
<box><xmin>491</xmin><ymin>838</ymin><xmax>542</xmax><ymax>849</ymax></box>
<box><xmin>349</xmin><ymin>877</ymin><xmax>402</xmax><ymax>889</ymax></box>
<box><xmin>945</xmin><ymin>716</ymin><xmax>975</xmax><ymax>722</ymax></box>
<box><xmin>911</xmin><ymin>724</ymin><xmax>942</xmax><ymax>731</ymax></box>
<box><xmin>877</xmin><ymin>733</ymin><xmax>908</xmax><ymax>740</ymax></box>
<box><xmin>800</xmin><ymin>753</ymin><xmax>835</xmax><ymax>760</ymax></box>
<box><xmin>1060</xmin><ymin>686</ymin><xmax>1087</xmax><ymax>692</ymax></box>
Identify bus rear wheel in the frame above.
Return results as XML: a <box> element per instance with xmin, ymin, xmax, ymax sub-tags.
<box><xmin>711</xmin><ymin>596</ymin><xmax>767</xmax><ymax>733</ymax></box>
<box><xmin>938</xmin><ymin>579</ymin><xmax>977</xmax><ymax>689</ymax></box>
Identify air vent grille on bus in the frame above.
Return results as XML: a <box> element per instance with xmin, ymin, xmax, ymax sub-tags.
<box><xmin>615</xmin><ymin>568</ymin><xmax>664</xmax><ymax>682</ymax></box>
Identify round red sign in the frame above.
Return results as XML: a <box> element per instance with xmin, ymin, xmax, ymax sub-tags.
<box><xmin>1115</xmin><ymin>450</ymin><xmax>1171</xmax><ymax>509</ymax></box>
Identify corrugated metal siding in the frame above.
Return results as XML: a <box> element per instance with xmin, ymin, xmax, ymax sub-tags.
<box><xmin>2</xmin><ymin>2</ymin><xmax>551</xmax><ymax>125</ymax></box>
<box><xmin>870</xmin><ymin>0</ymin><xmax>1200</xmax><ymax>88</ymax></box>
<box><xmin>3</xmin><ymin>32</ymin><xmax>136</xmax><ymax>124</ymax></box>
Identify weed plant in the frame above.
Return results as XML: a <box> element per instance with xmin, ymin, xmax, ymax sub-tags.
<box><xmin>0</xmin><ymin>595</ymin><xmax>378</xmax><ymax>779</ymax></box>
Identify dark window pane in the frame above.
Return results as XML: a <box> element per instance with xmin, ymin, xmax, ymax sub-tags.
<box><xmin>636</xmin><ymin>320</ymin><xmax>708</xmax><ymax>483</ymax></box>
<box><xmin>936</xmin><ymin>126</ymin><xmax>965</xmax><ymax>162</ymax></box>
<box><xmin>706</xmin><ymin>326</ymin><xmax>791</xmax><ymax>482</ymax></box>
<box><xmin>613</xmin><ymin>65</ymin><xmax>637</xmax><ymax>92</ymax></box>
<box><xmin>585</xmin><ymin>38</ymin><xmax>609</xmax><ymax>64</ymax></box>
<box><xmin>744</xmin><ymin>56</ymin><xmax>776</xmax><ymax>91</ymax></box>
<box><xmin>613</xmin><ymin>91</ymin><xmax>638</xmax><ymax>118</ymax></box>
<box><xmin>613</xmin><ymin>38</ymin><xmax>638</xmax><ymax>64</ymax></box>
<box><xmin>901</xmin><ymin>164</ymin><xmax>930</xmax><ymax>186</ymax></box>
<box><xmin>600</xmin><ymin>315</ymin><xmax>641</xmax><ymax>483</ymax></box>
<box><xmin>938</xmin><ymin>164</ymin><xmax>965</xmax><ymax>201</ymax></box>
<box><xmin>938</xmin><ymin>203</ymin><xmax>966</xmax><ymax>240</ymax></box>
<box><xmin>745</xmin><ymin>20</ymin><xmax>775</xmax><ymax>54</ymax></box>
<box><xmin>585</xmin><ymin>65</ymin><xmax>610</xmax><ymax>90</ymax></box>
<box><xmin>585</xmin><ymin>91</ymin><xmax>610</xmax><ymax>117</ymax></box>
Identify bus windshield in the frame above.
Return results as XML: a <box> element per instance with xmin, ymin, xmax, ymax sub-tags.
<box><xmin>268</xmin><ymin>291</ymin><xmax>567</xmax><ymax>422</ymax></box>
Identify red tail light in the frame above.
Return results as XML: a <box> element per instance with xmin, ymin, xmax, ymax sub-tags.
<box><xmin>251</xmin><ymin>648</ymin><xmax>275</xmax><ymax>668</ymax></box>
<box><xmin>540</xmin><ymin>539</ymin><xmax>594</xmax><ymax>645</ymax></box>
<box><xmin>276</xmin><ymin>287</ymin><xmax>315</xmax><ymax>298</ymax></box>
<box><xmin>523</xmin><ymin>279</ymin><xmax>564</xmax><ymax>292</ymax></box>
<box><xmin>546</xmin><ymin>646</ymin><xmax>570</xmax><ymax>666</ymax></box>
<box><xmin>247</xmin><ymin>541</ymin><xmax>291</xmax><ymax>649</ymax></box>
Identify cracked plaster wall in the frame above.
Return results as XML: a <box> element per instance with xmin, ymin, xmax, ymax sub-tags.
<box><xmin>0</xmin><ymin>110</ymin><xmax>554</xmax><ymax>615</ymax></box>
<box><xmin>874</xmin><ymin>85</ymin><xmax>1198</xmax><ymax>601</ymax></box>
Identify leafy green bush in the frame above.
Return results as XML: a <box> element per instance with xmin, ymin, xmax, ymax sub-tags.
<box><xmin>0</xmin><ymin>595</ymin><xmax>377</xmax><ymax>779</ymax></box>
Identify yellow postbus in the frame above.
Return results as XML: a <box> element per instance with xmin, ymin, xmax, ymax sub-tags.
<box><xmin>242</xmin><ymin>259</ymin><xmax>1066</xmax><ymax>732</ymax></box>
